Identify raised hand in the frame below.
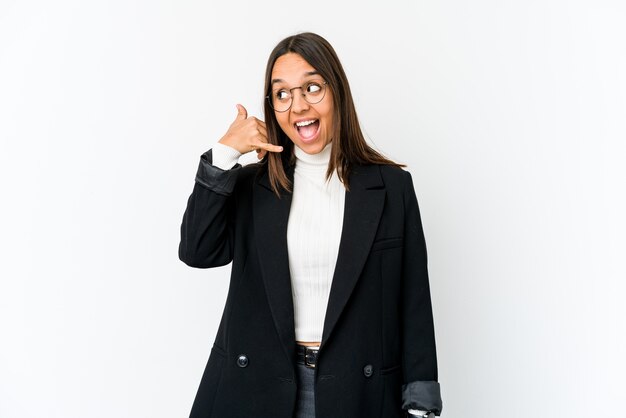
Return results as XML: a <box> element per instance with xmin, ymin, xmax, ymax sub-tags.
<box><xmin>218</xmin><ymin>104</ymin><xmax>283</xmax><ymax>159</ymax></box>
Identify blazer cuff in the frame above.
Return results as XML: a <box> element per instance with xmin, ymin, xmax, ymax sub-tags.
<box><xmin>407</xmin><ymin>410</ymin><xmax>428</xmax><ymax>416</ymax></box>
<box><xmin>402</xmin><ymin>380</ymin><xmax>442</xmax><ymax>415</ymax></box>
<box><xmin>195</xmin><ymin>149</ymin><xmax>241</xmax><ymax>196</ymax></box>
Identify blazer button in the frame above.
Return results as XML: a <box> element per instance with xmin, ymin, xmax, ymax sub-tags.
<box><xmin>363</xmin><ymin>364</ymin><xmax>374</xmax><ymax>378</ymax></box>
<box><xmin>237</xmin><ymin>354</ymin><xmax>249</xmax><ymax>368</ymax></box>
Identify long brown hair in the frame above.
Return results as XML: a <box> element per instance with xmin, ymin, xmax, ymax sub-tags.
<box><xmin>262</xmin><ymin>32</ymin><xmax>403</xmax><ymax>196</ymax></box>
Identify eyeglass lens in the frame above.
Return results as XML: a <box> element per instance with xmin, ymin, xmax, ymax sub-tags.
<box><xmin>269</xmin><ymin>81</ymin><xmax>326</xmax><ymax>112</ymax></box>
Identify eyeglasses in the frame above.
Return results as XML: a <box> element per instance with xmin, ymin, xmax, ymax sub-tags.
<box><xmin>266</xmin><ymin>80</ymin><xmax>328</xmax><ymax>112</ymax></box>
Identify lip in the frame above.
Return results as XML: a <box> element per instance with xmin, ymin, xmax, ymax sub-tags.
<box><xmin>293</xmin><ymin>118</ymin><xmax>320</xmax><ymax>144</ymax></box>
<box><xmin>293</xmin><ymin>118</ymin><xmax>318</xmax><ymax>127</ymax></box>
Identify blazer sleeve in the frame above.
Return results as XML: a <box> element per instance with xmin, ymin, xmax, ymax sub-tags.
<box><xmin>178</xmin><ymin>149</ymin><xmax>241</xmax><ymax>268</ymax></box>
<box><xmin>400</xmin><ymin>170</ymin><xmax>443</xmax><ymax>415</ymax></box>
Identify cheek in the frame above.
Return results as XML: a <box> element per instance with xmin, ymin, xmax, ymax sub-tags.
<box><xmin>275</xmin><ymin>115</ymin><xmax>291</xmax><ymax>133</ymax></box>
<box><xmin>321</xmin><ymin>107</ymin><xmax>334</xmax><ymax>131</ymax></box>
<box><xmin>318</xmin><ymin>94</ymin><xmax>334</xmax><ymax>125</ymax></box>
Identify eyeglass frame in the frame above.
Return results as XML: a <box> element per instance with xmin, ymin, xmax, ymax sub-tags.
<box><xmin>266</xmin><ymin>80</ymin><xmax>329</xmax><ymax>113</ymax></box>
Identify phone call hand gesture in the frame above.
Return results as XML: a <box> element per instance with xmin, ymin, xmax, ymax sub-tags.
<box><xmin>218</xmin><ymin>104</ymin><xmax>283</xmax><ymax>160</ymax></box>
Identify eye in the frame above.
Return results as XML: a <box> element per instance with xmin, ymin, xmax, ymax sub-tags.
<box><xmin>306</xmin><ymin>82</ymin><xmax>322</xmax><ymax>95</ymax></box>
<box><xmin>274</xmin><ymin>89</ymin><xmax>290</xmax><ymax>101</ymax></box>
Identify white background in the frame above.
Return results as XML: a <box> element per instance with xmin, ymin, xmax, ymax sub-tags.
<box><xmin>1</xmin><ymin>1</ymin><xmax>625</xmax><ymax>417</ymax></box>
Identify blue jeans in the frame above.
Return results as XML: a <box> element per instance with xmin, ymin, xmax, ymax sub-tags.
<box><xmin>294</xmin><ymin>362</ymin><xmax>316</xmax><ymax>418</ymax></box>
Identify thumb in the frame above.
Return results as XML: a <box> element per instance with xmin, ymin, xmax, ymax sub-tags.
<box><xmin>235</xmin><ymin>104</ymin><xmax>248</xmax><ymax>121</ymax></box>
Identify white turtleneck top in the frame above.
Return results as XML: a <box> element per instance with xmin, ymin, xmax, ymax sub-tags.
<box><xmin>211</xmin><ymin>142</ymin><xmax>346</xmax><ymax>343</ymax></box>
<box><xmin>287</xmin><ymin>143</ymin><xmax>345</xmax><ymax>342</ymax></box>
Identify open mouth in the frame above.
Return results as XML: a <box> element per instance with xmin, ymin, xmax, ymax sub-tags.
<box><xmin>295</xmin><ymin>119</ymin><xmax>320</xmax><ymax>141</ymax></box>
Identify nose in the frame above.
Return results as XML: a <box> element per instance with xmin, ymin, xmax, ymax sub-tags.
<box><xmin>291</xmin><ymin>91</ymin><xmax>310</xmax><ymax>113</ymax></box>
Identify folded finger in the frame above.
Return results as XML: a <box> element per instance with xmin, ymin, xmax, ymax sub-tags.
<box><xmin>254</xmin><ymin>141</ymin><xmax>283</xmax><ymax>153</ymax></box>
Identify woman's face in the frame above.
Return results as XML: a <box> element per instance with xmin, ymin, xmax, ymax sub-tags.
<box><xmin>270</xmin><ymin>53</ymin><xmax>334</xmax><ymax>155</ymax></box>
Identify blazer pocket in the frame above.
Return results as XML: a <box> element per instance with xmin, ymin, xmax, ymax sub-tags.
<box><xmin>211</xmin><ymin>344</ymin><xmax>227</xmax><ymax>358</ymax></box>
<box><xmin>370</xmin><ymin>237</ymin><xmax>403</xmax><ymax>252</ymax></box>
<box><xmin>190</xmin><ymin>343</ymin><xmax>227</xmax><ymax>417</ymax></box>
<box><xmin>380</xmin><ymin>364</ymin><xmax>401</xmax><ymax>375</ymax></box>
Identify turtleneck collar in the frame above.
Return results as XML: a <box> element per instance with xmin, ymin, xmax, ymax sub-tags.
<box><xmin>293</xmin><ymin>142</ymin><xmax>333</xmax><ymax>168</ymax></box>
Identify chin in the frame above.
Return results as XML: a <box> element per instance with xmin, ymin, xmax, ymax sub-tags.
<box><xmin>294</xmin><ymin>138</ymin><xmax>329</xmax><ymax>154</ymax></box>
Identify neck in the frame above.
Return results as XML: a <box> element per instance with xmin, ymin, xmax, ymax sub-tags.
<box><xmin>293</xmin><ymin>142</ymin><xmax>332</xmax><ymax>168</ymax></box>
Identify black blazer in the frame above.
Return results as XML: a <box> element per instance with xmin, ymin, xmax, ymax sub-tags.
<box><xmin>179</xmin><ymin>150</ymin><xmax>442</xmax><ymax>418</ymax></box>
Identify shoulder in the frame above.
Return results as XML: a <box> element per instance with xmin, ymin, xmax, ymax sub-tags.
<box><xmin>376</xmin><ymin>164</ymin><xmax>414</xmax><ymax>192</ymax></box>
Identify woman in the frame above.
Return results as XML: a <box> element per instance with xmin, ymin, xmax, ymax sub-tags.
<box><xmin>179</xmin><ymin>32</ymin><xmax>442</xmax><ymax>418</ymax></box>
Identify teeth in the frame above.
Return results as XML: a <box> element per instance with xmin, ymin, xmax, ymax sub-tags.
<box><xmin>295</xmin><ymin>120</ymin><xmax>317</xmax><ymax>127</ymax></box>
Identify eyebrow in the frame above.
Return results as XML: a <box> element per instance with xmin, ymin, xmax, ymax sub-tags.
<box><xmin>271</xmin><ymin>71</ymin><xmax>320</xmax><ymax>85</ymax></box>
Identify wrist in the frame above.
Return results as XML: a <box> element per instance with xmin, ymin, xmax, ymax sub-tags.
<box><xmin>218</xmin><ymin>135</ymin><xmax>244</xmax><ymax>154</ymax></box>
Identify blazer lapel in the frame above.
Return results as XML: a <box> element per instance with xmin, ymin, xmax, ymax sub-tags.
<box><xmin>253</xmin><ymin>165</ymin><xmax>296</xmax><ymax>366</ymax></box>
<box><xmin>321</xmin><ymin>164</ymin><xmax>385</xmax><ymax>348</ymax></box>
